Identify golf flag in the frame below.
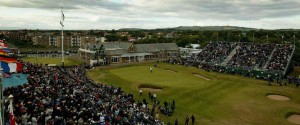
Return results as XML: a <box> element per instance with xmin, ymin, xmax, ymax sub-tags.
<box><xmin>60</xmin><ymin>8</ymin><xmax>65</xmax><ymax>27</ymax></box>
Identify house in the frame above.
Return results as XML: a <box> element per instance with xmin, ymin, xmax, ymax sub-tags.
<box><xmin>78</xmin><ymin>42</ymin><xmax>180</xmax><ymax>65</ymax></box>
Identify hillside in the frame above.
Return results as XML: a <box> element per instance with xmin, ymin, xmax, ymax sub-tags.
<box><xmin>173</xmin><ymin>26</ymin><xmax>257</xmax><ymax>31</ymax></box>
<box><xmin>119</xmin><ymin>26</ymin><xmax>259</xmax><ymax>31</ymax></box>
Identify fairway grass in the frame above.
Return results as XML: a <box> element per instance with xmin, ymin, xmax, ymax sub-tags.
<box><xmin>22</xmin><ymin>57</ymin><xmax>83</xmax><ymax>66</ymax></box>
<box><xmin>87</xmin><ymin>63</ymin><xmax>300</xmax><ymax>125</ymax></box>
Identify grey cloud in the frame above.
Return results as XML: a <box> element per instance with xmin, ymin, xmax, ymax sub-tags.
<box><xmin>134</xmin><ymin>0</ymin><xmax>300</xmax><ymax>20</ymax></box>
<box><xmin>2</xmin><ymin>0</ymin><xmax>299</xmax><ymax>20</ymax></box>
<box><xmin>0</xmin><ymin>0</ymin><xmax>128</xmax><ymax>10</ymax></box>
<box><xmin>0</xmin><ymin>0</ymin><xmax>77</xmax><ymax>9</ymax></box>
<box><xmin>1</xmin><ymin>0</ymin><xmax>300</xmax><ymax>29</ymax></box>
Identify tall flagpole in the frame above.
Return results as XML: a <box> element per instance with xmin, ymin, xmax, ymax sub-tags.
<box><xmin>62</xmin><ymin>23</ymin><xmax>64</xmax><ymax>67</ymax></box>
<box><xmin>61</xmin><ymin>8</ymin><xmax>65</xmax><ymax>67</ymax></box>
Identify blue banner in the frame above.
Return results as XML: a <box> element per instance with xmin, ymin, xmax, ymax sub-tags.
<box><xmin>3</xmin><ymin>73</ymin><xmax>28</xmax><ymax>88</ymax></box>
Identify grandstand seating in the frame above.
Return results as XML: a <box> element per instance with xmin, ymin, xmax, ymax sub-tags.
<box><xmin>266</xmin><ymin>44</ymin><xmax>294</xmax><ymax>74</ymax></box>
<box><xmin>187</xmin><ymin>42</ymin><xmax>295</xmax><ymax>77</ymax></box>
<box><xmin>227</xmin><ymin>43</ymin><xmax>275</xmax><ymax>69</ymax></box>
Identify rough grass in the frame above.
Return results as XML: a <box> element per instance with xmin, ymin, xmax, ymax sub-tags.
<box><xmin>87</xmin><ymin>63</ymin><xmax>300</xmax><ymax>125</ymax></box>
<box><xmin>22</xmin><ymin>57</ymin><xmax>83</xmax><ymax>66</ymax></box>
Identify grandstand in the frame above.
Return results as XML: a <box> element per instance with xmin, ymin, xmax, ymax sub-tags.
<box><xmin>187</xmin><ymin>42</ymin><xmax>295</xmax><ymax>79</ymax></box>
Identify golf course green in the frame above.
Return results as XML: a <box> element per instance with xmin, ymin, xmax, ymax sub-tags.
<box><xmin>87</xmin><ymin>62</ymin><xmax>300</xmax><ymax>125</ymax></box>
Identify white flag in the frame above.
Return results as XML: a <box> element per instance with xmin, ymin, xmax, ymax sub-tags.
<box><xmin>60</xmin><ymin>8</ymin><xmax>65</xmax><ymax>27</ymax></box>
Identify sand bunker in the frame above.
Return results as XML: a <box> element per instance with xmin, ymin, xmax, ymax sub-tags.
<box><xmin>165</xmin><ymin>69</ymin><xmax>177</xmax><ymax>73</ymax></box>
<box><xmin>287</xmin><ymin>114</ymin><xmax>300</xmax><ymax>124</ymax></box>
<box><xmin>267</xmin><ymin>94</ymin><xmax>290</xmax><ymax>101</ymax></box>
<box><xmin>192</xmin><ymin>73</ymin><xmax>211</xmax><ymax>80</ymax></box>
<box><xmin>139</xmin><ymin>84</ymin><xmax>162</xmax><ymax>92</ymax></box>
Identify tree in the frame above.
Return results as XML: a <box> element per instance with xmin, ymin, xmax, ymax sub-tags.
<box><xmin>106</xmin><ymin>34</ymin><xmax>119</xmax><ymax>42</ymax></box>
<box><xmin>120</xmin><ymin>36</ymin><xmax>128</xmax><ymax>41</ymax></box>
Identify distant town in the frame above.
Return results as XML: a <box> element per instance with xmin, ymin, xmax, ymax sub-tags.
<box><xmin>0</xmin><ymin>26</ymin><xmax>299</xmax><ymax>64</ymax></box>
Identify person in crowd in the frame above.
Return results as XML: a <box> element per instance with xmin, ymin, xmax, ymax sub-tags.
<box><xmin>175</xmin><ymin>118</ymin><xmax>179</xmax><ymax>125</ymax></box>
<box><xmin>268</xmin><ymin>75</ymin><xmax>272</xmax><ymax>86</ymax></box>
<box><xmin>139</xmin><ymin>88</ymin><xmax>143</xmax><ymax>96</ymax></box>
<box><xmin>185</xmin><ymin>115</ymin><xmax>189</xmax><ymax>125</ymax></box>
<box><xmin>191</xmin><ymin>114</ymin><xmax>195</xmax><ymax>125</ymax></box>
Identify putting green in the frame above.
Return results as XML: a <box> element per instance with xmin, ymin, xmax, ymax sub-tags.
<box><xmin>87</xmin><ymin>63</ymin><xmax>300</xmax><ymax>125</ymax></box>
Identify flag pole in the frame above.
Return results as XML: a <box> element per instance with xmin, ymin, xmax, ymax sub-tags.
<box><xmin>62</xmin><ymin>23</ymin><xmax>64</xmax><ymax>67</ymax></box>
<box><xmin>61</xmin><ymin>8</ymin><xmax>64</xmax><ymax>67</ymax></box>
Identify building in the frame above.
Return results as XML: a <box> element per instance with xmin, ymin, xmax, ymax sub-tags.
<box><xmin>30</xmin><ymin>34</ymin><xmax>105</xmax><ymax>48</ymax></box>
<box><xmin>78</xmin><ymin>42</ymin><xmax>180</xmax><ymax>65</ymax></box>
<box><xmin>71</xmin><ymin>35</ymin><xmax>81</xmax><ymax>47</ymax></box>
<box><xmin>179</xmin><ymin>47</ymin><xmax>202</xmax><ymax>58</ymax></box>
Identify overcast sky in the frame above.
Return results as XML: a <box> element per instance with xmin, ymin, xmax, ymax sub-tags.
<box><xmin>0</xmin><ymin>0</ymin><xmax>300</xmax><ymax>30</ymax></box>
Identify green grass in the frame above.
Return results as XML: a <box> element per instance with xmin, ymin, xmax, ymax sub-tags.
<box><xmin>87</xmin><ymin>63</ymin><xmax>300</xmax><ymax>125</ymax></box>
<box><xmin>22</xmin><ymin>57</ymin><xmax>83</xmax><ymax>66</ymax></box>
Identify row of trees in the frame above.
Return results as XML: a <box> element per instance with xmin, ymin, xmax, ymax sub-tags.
<box><xmin>103</xmin><ymin>29</ymin><xmax>300</xmax><ymax>47</ymax></box>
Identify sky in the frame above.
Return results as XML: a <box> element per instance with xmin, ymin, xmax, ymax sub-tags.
<box><xmin>0</xmin><ymin>0</ymin><xmax>300</xmax><ymax>30</ymax></box>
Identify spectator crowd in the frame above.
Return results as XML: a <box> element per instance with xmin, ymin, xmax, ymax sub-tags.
<box><xmin>227</xmin><ymin>43</ymin><xmax>275</xmax><ymax>69</ymax></box>
<box><xmin>188</xmin><ymin>42</ymin><xmax>237</xmax><ymax>66</ymax></box>
<box><xmin>180</xmin><ymin>42</ymin><xmax>295</xmax><ymax>81</ymax></box>
<box><xmin>266</xmin><ymin>44</ymin><xmax>294</xmax><ymax>73</ymax></box>
<box><xmin>4</xmin><ymin>62</ymin><xmax>164</xmax><ymax>125</ymax></box>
